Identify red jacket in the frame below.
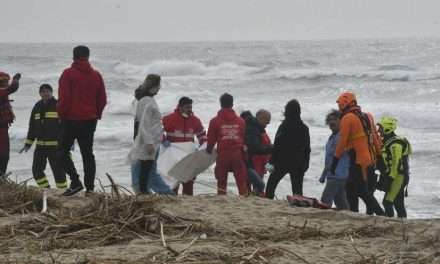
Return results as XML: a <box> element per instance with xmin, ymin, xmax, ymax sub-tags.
<box><xmin>252</xmin><ymin>131</ymin><xmax>271</xmax><ymax>176</ymax></box>
<box><xmin>57</xmin><ymin>59</ymin><xmax>107</xmax><ymax>121</ymax></box>
<box><xmin>0</xmin><ymin>80</ymin><xmax>19</xmax><ymax>126</ymax></box>
<box><xmin>207</xmin><ymin>108</ymin><xmax>245</xmax><ymax>153</ymax></box>
<box><xmin>162</xmin><ymin>109</ymin><xmax>206</xmax><ymax>144</ymax></box>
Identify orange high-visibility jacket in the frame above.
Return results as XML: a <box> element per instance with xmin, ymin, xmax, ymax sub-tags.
<box><xmin>335</xmin><ymin>110</ymin><xmax>381</xmax><ymax>168</ymax></box>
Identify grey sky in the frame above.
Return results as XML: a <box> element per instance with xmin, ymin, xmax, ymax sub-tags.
<box><xmin>1</xmin><ymin>0</ymin><xmax>440</xmax><ymax>42</ymax></box>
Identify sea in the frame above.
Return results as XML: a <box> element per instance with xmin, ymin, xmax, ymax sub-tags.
<box><xmin>1</xmin><ymin>39</ymin><xmax>439</xmax><ymax>218</ymax></box>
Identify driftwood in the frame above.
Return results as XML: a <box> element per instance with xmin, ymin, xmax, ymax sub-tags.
<box><xmin>0</xmin><ymin>173</ymin><xmax>439</xmax><ymax>264</ymax></box>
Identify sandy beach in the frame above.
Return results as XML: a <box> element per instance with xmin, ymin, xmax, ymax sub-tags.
<box><xmin>0</xmin><ymin>178</ymin><xmax>439</xmax><ymax>264</ymax></box>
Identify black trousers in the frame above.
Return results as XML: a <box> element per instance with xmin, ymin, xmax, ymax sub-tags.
<box><xmin>366</xmin><ymin>167</ymin><xmax>378</xmax><ymax>215</ymax></box>
<box><xmin>346</xmin><ymin>164</ymin><xmax>385</xmax><ymax>216</ymax></box>
<box><xmin>383</xmin><ymin>186</ymin><xmax>407</xmax><ymax>218</ymax></box>
<box><xmin>33</xmin><ymin>147</ymin><xmax>67</xmax><ymax>188</ymax></box>
<box><xmin>59</xmin><ymin>120</ymin><xmax>97</xmax><ymax>191</ymax></box>
<box><xmin>265</xmin><ymin>167</ymin><xmax>304</xmax><ymax>199</ymax></box>
<box><xmin>0</xmin><ymin>126</ymin><xmax>9</xmax><ymax>176</ymax></box>
<box><xmin>0</xmin><ymin>157</ymin><xmax>7</xmax><ymax>176</ymax></box>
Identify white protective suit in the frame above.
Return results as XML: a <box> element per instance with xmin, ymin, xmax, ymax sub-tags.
<box><xmin>128</xmin><ymin>96</ymin><xmax>163</xmax><ymax>161</ymax></box>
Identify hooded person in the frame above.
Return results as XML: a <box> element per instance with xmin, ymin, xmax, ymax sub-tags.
<box><xmin>377</xmin><ymin>116</ymin><xmax>411</xmax><ymax>218</ymax></box>
<box><xmin>128</xmin><ymin>75</ymin><xmax>163</xmax><ymax>194</ymax></box>
<box><xmin>265</xmin><ymin>99</ymin><xmax>310</xmax><ymax>199</ymax></box>
<box><xmin>206</xmin><ymin>93</ymin><xmax>248</xmax><ymax>195</ymax></box>
<box><xmin>331</xmin><ymin>91</ymin><xmax>384</xmax><ymax>215</ymax></box>
<box><xmin>57</xmin><ymin>45</ymin><xmax>107</xmax><ymax>196</ymax></box>
<box><xmin>0</xmin><ymin>72</ymin><xmax>21</xmax><ymax>175</ymax></box>
<box><xmin>162</xmin><ymin>96</ymin><xmax>207</xmax><ymax>195</ymax></box>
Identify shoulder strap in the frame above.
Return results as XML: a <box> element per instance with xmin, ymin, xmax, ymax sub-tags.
<box><xmin>384</xmin><ymin>136</ymin><xmax>410</xmax><ymax>156</ymax></box>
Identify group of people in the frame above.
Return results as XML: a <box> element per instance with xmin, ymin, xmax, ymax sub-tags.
<box><xmin>320</xmin><ymin>95</ymin><xmax>411</xmax><ymax>218</ymax></box>
<box><xmin>1</xmin><ymin>46</ymin><xmax>106</xmax><ymax>197</ymax></box>
<box><xmin>0</xmin><ymin>45</ymin><xmax>411</xmax><ymax>218</ymax></box>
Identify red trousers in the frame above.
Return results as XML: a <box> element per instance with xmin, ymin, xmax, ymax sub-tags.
<box><xmin>173</xmin><ymin>180</ymin><xmax>194</xmax><ymax>195</ymax></box>
<box><xmin>215</xmin><ymin>149</ymin><xmax>249</xmax><ymax>195</ymax></box>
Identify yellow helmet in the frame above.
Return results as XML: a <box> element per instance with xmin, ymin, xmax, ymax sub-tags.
<box><xmin>378</xmin><ymin>116</ymin><xmax>397</xmax><ymax>135</ymax></box>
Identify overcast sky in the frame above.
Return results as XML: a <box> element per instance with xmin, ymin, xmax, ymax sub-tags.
<box><xmin>1</xmin><ymin>0</ymin><xmax>440</xmax><ymax>42</ymax></box>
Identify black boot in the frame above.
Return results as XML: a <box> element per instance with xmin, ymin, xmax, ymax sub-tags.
<box><xmin>63</xmin><ymin>180</ymin><xmax>84</xmax><ymax>196</ymax></box>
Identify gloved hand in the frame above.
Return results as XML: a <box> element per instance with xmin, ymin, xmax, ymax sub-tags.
<box><xmin>377</xmin><ymin>175</ymin><xmax>393</xmax><ymax>192</ymax></box>
<box><xmin>19</xmin><ymin>144</ymin><xmax>31</xmax><ymax>154</ymax></box>
<box><xmin>12</xmin><ymin>73</ymin><xmax>21</xmax><ymax>81</ymax></box>
<box><xmin>330</xmin><ymin>156</ymin><xmax>339</xmax><ymax>175</ymax></box>
<box><xmin>265</xmin><ymin>163</ymin><xmax>275</xmax><ymax>174</ymax></box>
<box><xmin>162</xmin><ymin>140</ymin><xmax>171</xmax><ymax>148</ymax></box>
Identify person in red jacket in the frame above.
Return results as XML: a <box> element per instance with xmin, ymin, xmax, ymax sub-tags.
<box><xmin>206</xmin><ymin>93</ymin><xmax>248</xmax><ymax>196</ymax></box>
<box><xmin>57</xmin><ymin>46</ymin><xmax>107</xmax><ymax>196</ymax></box>
<box><xmin>0</xmin><ymin>72</ymin><xmax>21</xmax><ymax>176</ymax></box>
<box><xmin>162</xmin><ymin>96</ymin><xmax>207</xmax><ymax>195</ymax></box>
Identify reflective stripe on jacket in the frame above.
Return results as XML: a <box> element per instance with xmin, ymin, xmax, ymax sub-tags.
<box><xmin>25</xmin><ymin>97</ymin><xmax>62</xmax><ymax>148</ymax></box>
<box><xmin>163</xmin><ymin>109</ymin><xmax>206</xmax><ymax>144</ymax></box>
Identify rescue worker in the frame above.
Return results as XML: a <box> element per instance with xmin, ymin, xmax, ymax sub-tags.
<box><xmin>377</xmin><ymin>116</ymin><xmax>411</xmax><ymax>218</ymax></box>
<box><xmin>0</xmin><ymin>72</ymin><xmax>21</xmax><ymax>176</ymax></box>
<box><xmin>20</xmin><ymin>84</ymin><xmax>69</xmax><ymax>189</ymax></box>
<box><xmin>244</xmin><ymin>109</ymin><xmax>273</xmax><ymax>195</ymax></box>
<box><xmin>162</xmin><ymin>96</ymin><xmax>207</xmax><ymax>195</ymax></box>
<box><xmin>319</xmin><ymin>110</ymin><xmax>350</xmax><ymax>210</ymax></box>
<box><xmin>265</xmin><ymin>99</ymin><xmax>310</xmax><ymax>199</ymax></box>
<box><xmin>58</xmin><ymin>46</ymin><xmax>107</xmax><ymax>196</ymax></box>
<box><xmin>331</xmin><ymin>91</ymin><xmax>385</xmax><ymax>215</ymax></box>
<box><xmin>206</xmin><ymin>93</ymin><xmax>248</xmax><ymax>195</ymax></box>
<box><xmin>132</xmin><ymin>74</ymin><xmax>173</xmax><ymax>194</ymax></box>
<box><xmin>128</xmin><ymin>75</ymin><xmax>163</xmax><ymax>194</ymax></box>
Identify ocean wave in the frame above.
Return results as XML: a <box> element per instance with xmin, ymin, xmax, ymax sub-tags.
<box><xmin>377</xmin><ymin>64</ymin><xmax>417</xmax><ymax>71</ymax></box>
<box><xmin>295</xmin><ymin>60</ymin><xmax>320</xmax><ymax>67</ymax></box>
<box><xmin>276</xmin><ymin>69</ymin><xmax>440</xmax><ymax>83</ymax></box>
<box><xmin>113</xmin><ymin>60</ymin><xmax>261</xmax><ymax>78</ymax></box>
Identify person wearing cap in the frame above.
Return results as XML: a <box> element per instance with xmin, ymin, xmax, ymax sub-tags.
<box><xmin>57</xmin><ymin>46</ymin><xmax>107</xmax><ymax>196</ymax></box>
<box><xmin>129</xmin><ymin>75</ymin><xmax>163</xmax><ymax>194</ymax></box>
<box><xmin>20</xmin><ymin>84</ymin><xmax>72</xmax><ymax>189</ymax></box>
<box><xmin>0</xmin><ymin>71</ymin><xmax>21</xmax><ymax>175</ymax></box>
<box><xmin>162</xmin><ymin>96</ymin><xmax>207</xmax><ymax>195</ymax></box>
<box><xmin>331</xmin><ymin>91</ymin><xmax>384</xmax><ymax>215</ymax></box>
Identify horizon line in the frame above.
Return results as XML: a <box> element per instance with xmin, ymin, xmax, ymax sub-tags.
<box><xmin>1</xmin><ymin>36</ymin><xmax>440</xmax><ymax>44</ymax></box>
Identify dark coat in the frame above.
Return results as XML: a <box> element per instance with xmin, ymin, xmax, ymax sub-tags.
<box><xmin>26</xmin><ymin>97</ymin><xmax>62</xmax><ymax>148</ymax></box>
<box><xmin>270</xmin><ymin>116</ymin><xmax>310</xmax><ymax>172</ymax></box>
<box><xmin>245</xmin><ymin>117</ymin><xmax>272</xmax><ymax>163</ymax></box>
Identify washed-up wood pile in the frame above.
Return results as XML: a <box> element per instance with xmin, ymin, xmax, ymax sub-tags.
<box><xmin>0</xmin><ymin>176</ymin><xmax>283</xmax><ymax>263</ymax></box>
<box><xmin>0</xmin><ymin>174</ymin><xmax>439</xmax><ymax>263</ymax></box>
<box><xmin>0</xmin><ymin>174</ymin><xmax>43</xmax><ymax>216</ymax></box>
